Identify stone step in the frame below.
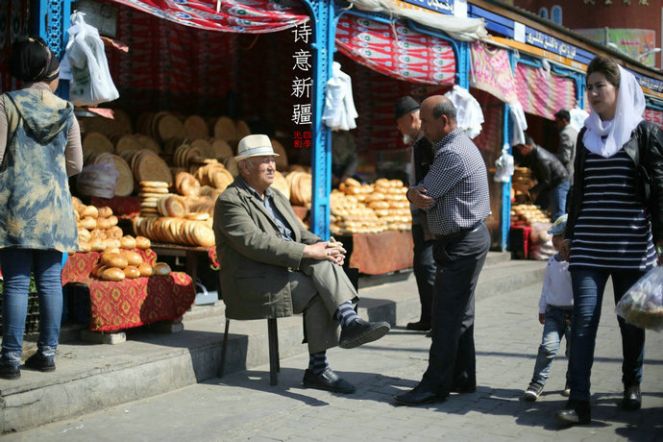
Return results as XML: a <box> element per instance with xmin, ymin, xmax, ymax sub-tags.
<box><xmin>0</xmin><ymin>256</ymin><xmax>545</xmax><ymax>434</ymax></box>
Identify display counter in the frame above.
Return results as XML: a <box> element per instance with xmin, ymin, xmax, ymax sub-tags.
<box><xmin>338</xmin><ymin>230</ymin><xmax>413</xmax><ymax>275</ymax></box>
<box><xmin>62</xmin><ymin>249</ymin><xmax>195</xmax><ymax>332</ymax></box>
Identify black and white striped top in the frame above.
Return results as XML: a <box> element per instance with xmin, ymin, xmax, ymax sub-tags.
<box><xmin>569</xmin><ymin>150</ymin><xmax>657</xmax><ymax>271</ymax></box>
<box><xmin>421</xmin><ymin>129</ymin><xmax>491</xmax><ymax>236</ymax></box>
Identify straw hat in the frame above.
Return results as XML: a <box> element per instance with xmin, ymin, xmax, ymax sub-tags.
<box><xmin>235</xmin><ymin>134</ymin><xmax>280</xmax><ymax>161</ymax></box>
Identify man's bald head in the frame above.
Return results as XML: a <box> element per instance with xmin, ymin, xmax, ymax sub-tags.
<box><xmin>419</xmin><ymin>95</ymin><xmax>457</xmax><ymax>143</ymax></box>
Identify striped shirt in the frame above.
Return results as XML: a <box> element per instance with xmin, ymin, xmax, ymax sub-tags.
<box><xmin>421</xmin><ymin>129</ymin><xmax>491</xmax><ymax>236</ymax></box>
<box><xmin>569</xmin><ymin>150</ymin><xmax>657</xmax><ymax>271</ymax></box>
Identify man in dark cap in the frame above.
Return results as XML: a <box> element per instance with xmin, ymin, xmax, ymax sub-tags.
<box><xmin>395</xmin><ymin>96</ymin><xmax>436</xmax><ymax>332</ymax></box>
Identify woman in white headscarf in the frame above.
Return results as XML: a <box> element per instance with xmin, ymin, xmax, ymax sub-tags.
<box><xmin>557</xmin><ymin>56</ymin><xmax>663</xmax><ymax>426</ymax></box>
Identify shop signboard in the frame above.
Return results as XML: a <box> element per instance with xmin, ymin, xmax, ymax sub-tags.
<box><xmin>577</xmin><ymin>28</ymin><xmax>657</xmax><ymax>68</ymax></box>
<box><xmin>519</xmin><ymin>27</ymin><xmax>580</xmax><ymax>61</ymax></box>
<box><xmin>400</xmin><ymin>0</ymin><xmax>455</xmax><ymax>15</ymax></box>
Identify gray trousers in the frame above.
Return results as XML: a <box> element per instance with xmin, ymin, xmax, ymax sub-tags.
<box><xmin>289</xmin><ymin>259</ymin><xmax>357</xmax><ymax>353</ymax></box>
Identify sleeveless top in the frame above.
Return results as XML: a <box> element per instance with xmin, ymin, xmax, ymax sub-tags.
<box><xmin>0</xmin><ymin>88</ymin><xmax>78</xmax><ymax>252</ymax></box>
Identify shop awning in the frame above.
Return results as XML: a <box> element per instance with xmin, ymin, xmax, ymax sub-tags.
<box><xmin>515</xmin><ymin>64</ymin><xmax>576</xmax><ymax>121</ymax></box>
<box><xmin>644</xmin><ymin>108</ymin><xmax>663</xmax><ymax>128</ymax></box>
<box><xmin>335</xmin><ymin>14</ymin><xmax>456</xmax><ymax>86</ymax></box>
<box><xmin>109</xmin><ymin>0</ymin><xmax>308</xmax><ymax>33</ymax></box>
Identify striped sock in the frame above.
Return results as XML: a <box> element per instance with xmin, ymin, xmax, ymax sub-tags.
<box><xmin>308</xmin><ymin>351</ymin><xmax>328</xmax><ymax>375</ymax></box>
<box><xmin>334</xmin><ymin>301</ymin><xmax>359</xmax><ymax>328</ymax></box>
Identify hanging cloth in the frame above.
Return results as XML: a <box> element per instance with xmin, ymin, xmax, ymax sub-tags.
<box><xmin>322</xmin><ymin>62</ymin><xmax>358</xmax><ymax>131</ymax></box>
<box><xmin>444</xmin><ymin>85</ymin><xmax>484</xmax><ymax>139</ymax></box>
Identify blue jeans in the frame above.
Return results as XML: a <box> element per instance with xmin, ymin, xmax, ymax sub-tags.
<box><xmin>530</xmin><ymin>305</ymin><xmax>572</xmax><ymax>387</ymax></box>
<box><xmin>0</xmin><ymin>248</ymin><xmax>63</xmax><ymax>367</ymax></box>
<box><xmin>568</xmin><ymin>268</ymin><xmax>646</xmax><ymax>402</ymax></box>
<box><xmin>551</xmin><ymin>180</ymin><xmax>571</xmax><ymax>221</ymax></box>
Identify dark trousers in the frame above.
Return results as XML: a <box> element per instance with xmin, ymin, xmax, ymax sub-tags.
<box><xmin>412</xmin><ymin>223</ymin><xmax>436</xmax><ymax>325</ymax></box>
<box><xmin>421</xmin><ymin>223</ymin><xmax>490</xmax><ymax>392</ymax></box>
<box><xmin>568</xmin><ymin>268</ymin><xmax>646</xmax><ymax>402</ymax></box>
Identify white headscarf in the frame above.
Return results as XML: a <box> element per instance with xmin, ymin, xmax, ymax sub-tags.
<box><xmin>583</xmin><ymin>66</ymin><xmax>645</xmax><ymax>158</ymax></box>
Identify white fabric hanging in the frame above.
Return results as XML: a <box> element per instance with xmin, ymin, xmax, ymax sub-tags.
<box><xmin>583</xmin><ymin>66</ymin><xmax>645</xmax><ymax>158</ymax></box>
<box><xmin>569</xmin><ymin>107</ymin><xmax>590</xmax><ymax>132</ymax></box>
<box><xmin>509</xmin><ymin>101</ymin><xmax>528</xmax><ymax>146</ymax></box>
<box><xmin>322</xmin><ymin>62</ymin><xmax>358</xmax><ymax>131</ymax></box>
<box><xmin>350</xmin><ymin>0</ymin><xmax>487</xmax><ymax>42</ymax></box>
<box><xmin>444</xmin><ymin>85</ymin><xmax>484</xmax><ymax>139</ymax></box>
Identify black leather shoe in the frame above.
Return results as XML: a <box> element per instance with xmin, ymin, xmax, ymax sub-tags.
<box><xmin>303</xmin><ymin>368</ymin><xmax>355</xmax><ymax>394</ymax></box>
<box><xmin>621</xmin><ymin>385</ymin><xmax>641</xmax><ymax>411</ymax></box>
<box><xmin>406</xmin><ymin>321</ymin><xmax>431</xmax><ymax>331</ymax></box>
<box><xmin>451</xmin><ymin>382</ymin><xmax>477</xmax><ymax>394</ymax></box>
<box><xmin>339</xmin><ymin>319</ymin><xmax>390</xmax><ymax>349</ymax></box>
<box><xmin>556</xmin><ymin>400</ymin><xmax>591</xmax><ymax>427</ymax></box>
<box><xmin>393</xmin><ymin>383</ymin><xmax>448</xmax><ymax>406</ymax></box>
<box><xmin>24</xmin><ymin>352</ymin><xmax>55</xmax><ymax>372</ymax></box>
<box><xmin>0</xmin><ymin>363</ymin><xmax>20</xmax><ymax>380</ymax></box>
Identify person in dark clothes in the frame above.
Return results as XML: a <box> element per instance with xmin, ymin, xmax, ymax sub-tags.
<box><xmin>514</xmin><ymin>135</ymin><xmax>569</xmax><ymax>220</ymax></box>
<box><xmin>394</xmin><ymin>96</ymin><xmax>436</xmax><ymax>332</ymax></box>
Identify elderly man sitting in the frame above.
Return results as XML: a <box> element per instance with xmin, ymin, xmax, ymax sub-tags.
<box><xmin>213</xmin><ymin>134</ymin><xmax>390</xmax><ymax>393</ymax></box>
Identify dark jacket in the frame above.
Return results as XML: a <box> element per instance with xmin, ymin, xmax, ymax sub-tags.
<box><xmin>565</xmin><ymin>121</ymin><xmax>663</xmax><ymax>243</ymax></box>
<box><xmin>413</xmin><ymin>135</ymin><xmax>434</xmax><ymax>183</ymax></box>
<box><xmin>524</xmin><ymin>145</ymin><xmax>569</xmax><ymax>195</ymax></box>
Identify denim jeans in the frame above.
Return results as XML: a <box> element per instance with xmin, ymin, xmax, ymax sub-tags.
<box><xmin>550</xmin><ymin>180</ymin><xmax>571</xmax><ymax>221</ymax></box>
<box><xmin>0</xmin><ymin>248</ymin><xmax>63</xmax><ymax>367</ymax></box>
<box><xmin>530</xmin><ymin>305</ymin><xmax>572</xmax><ymax>387</ymax></box>
<box><xmin>568</xmin><ymin>268</ymin><xmax>646</xmax><ymax>402</ymax></box>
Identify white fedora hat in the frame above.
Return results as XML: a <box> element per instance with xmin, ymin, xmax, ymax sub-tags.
<box><xmin>235</xmin><ymin>134</ymin><xmax>280</xmax><ymax>161</ymax></box>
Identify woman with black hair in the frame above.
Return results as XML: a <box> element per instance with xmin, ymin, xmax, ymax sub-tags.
<box><xmin>0</xmin><ymin>37</ymin><xmax>82</xmax><ymax>379</ymax></box>
<box><xmin>557</xmin><ymin>55</ymin><xmax>663</xmax><ymax>426</ymax></box>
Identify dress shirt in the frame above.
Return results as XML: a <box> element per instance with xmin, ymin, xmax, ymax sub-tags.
<box><xmin>421</xmin><ymin>128</ymin><xmax>490</xmax><ymax>236</ymax></box>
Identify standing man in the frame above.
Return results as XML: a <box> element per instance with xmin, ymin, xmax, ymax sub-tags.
<box><xmin>514</xmin><ymin>135</ymin><xmax>569</xmax><ymax>221</ymax></box>
<box><xmin>394</xmin><ymin>96</ymin><xmax>491</xmax><ymax>405</ymax></box>
<box><xmin>394</xmin><ymin>96</ymin><xmax>436</xmax><ymax>332</ymax></box>
<box><xmin>554</xmin><ymin>110</ymin><xmax>577</xmax><ymax>183</ymax></box>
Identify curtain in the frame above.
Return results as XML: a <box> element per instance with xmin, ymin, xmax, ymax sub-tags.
<box><xmin>515</xmin><ymin>64</ymin><xmax>576</xmax><ymax>120</ymax></box>
<box><xmin>336</xmin><ymin>14</ymin><xmax>456</xmax><ymax>86</ymax></box>
<box><xmin>109</xmin><ymin>0</ymin><xmax>308</xmax><ymax>33</ymax></box>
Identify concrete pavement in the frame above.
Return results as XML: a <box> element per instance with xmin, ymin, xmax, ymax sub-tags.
<box><xmin>3</xmin><ymin>269</ymin><xmax>662</xmax><ymax>441</ymax></box>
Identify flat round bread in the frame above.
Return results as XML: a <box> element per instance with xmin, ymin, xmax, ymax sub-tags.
<box><xmin>213</xmin><ymin>116</ymin><xmax>237</xmax><ymax>142</ymax></box>
<box><xmin>184</xmin><ymin>116</ymin><xmax>209</xmax><ymax>139</ymax></box>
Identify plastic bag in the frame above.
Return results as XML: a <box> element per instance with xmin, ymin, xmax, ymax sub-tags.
<box><xmin>616</xmin><ymin>267</ymin><xmax>663</xmax><ymax>331</ymax></box>
<box><xmin>64</xmin><ymin>11</ymin><xmax>119</xmax><ymax>106</ymax></box>
<box><xmin>494</xmin><ymin>145</ymin><xmax>514</xmax><ymax>183</ymax></box>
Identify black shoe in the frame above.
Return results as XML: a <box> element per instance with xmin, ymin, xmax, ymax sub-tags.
<box><xmin>0</xmin><ymin>363</ymin><xmax>20</xmax><ymax>380</ymax></box>
<box><xmin>24</xmin><ymin>352</ymin><xmax>56</xmax><ymax>372</ymax></box>
<box><xmin>450</xmin><ymin>381</ymin><xmax>476</xmax><ymax>394</ymax></box>
<box><xmin>556</xmin><ymin>400</ymin><xmax>591</xmax><ymax>427</ymax></box>
<box><xmin>339</xmin><ymin>319</ymin><xmax>390</xmax><ymax>349</ymax></box>
<box><xmin>394</xmin><ymin>383</ymin><xmax>448</xmax><ymax>406</ymax></box>
<box><xmin>303</xmin><ymin>368</ymin><xmax>355</xmax><ymax>394</ymax></box>
<box><xmin>406</xmin><ymin>321</ymin><xmax>431</xmax><ymax>331</ymax></box>
<box><xmin>621</xmin><ymin>385</ymin><xmax>641</xmax><ymax>411</ymax></box>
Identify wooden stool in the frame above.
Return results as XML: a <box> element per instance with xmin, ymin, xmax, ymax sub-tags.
<box><xmin>219</xmin><ymin>317</ymin><xmax>280</xmax><ymax>385</ymax></box>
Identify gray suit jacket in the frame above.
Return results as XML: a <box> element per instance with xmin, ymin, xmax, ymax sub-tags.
<box><xmin>213</xmin><ymin>179</ymin><xmax>320</xmax><ymax>320</ymax></box>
